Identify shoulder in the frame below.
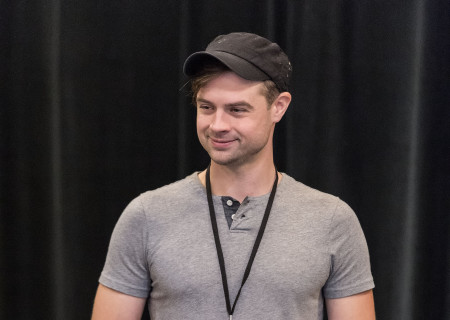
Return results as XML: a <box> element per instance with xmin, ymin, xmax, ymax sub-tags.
<box><xmin>137</xmin><ymin>172</ymin><xmax>204</xmax><ymax>202</ymax></box>
<box><xmin>275</xmin><ymin>174</ymin><xmax>362</xmax><ymax>235</ymax></box>
<box><xmin>277</xmin><ymin>173</ymin><xmax>348</xmax><ymax>216</ymax></box>
<box><xmin>123</xmin><ymin>172</ymin><xmax>206</xmax><ymax>221</ymax></box>
<box><xmin>279</xmin><ymin>175</ymin><xmax>367</xmax><ymax>247</ymax></box>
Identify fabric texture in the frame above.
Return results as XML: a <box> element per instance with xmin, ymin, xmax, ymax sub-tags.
<box><xmin>99</xmin><ymin>172</ymin><xmax>374</xmax><ymax>319</ymax></box>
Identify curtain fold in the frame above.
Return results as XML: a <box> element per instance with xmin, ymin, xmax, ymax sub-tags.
<box><xmin>1</xmin><ymin>0</ymin><xmax>449</xmax><ymax>319</ymax></box>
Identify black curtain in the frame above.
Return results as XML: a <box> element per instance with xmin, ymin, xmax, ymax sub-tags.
<box><xmin>1</xmin><ymin>0</ymin><xmax>449</xmax><ymax>319</ymax></box>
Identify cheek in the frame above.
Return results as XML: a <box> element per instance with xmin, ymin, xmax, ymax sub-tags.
<box><xmin>243</xmin><ymin>115</ymin><xmax>272</xmax><ymax>134</ymax></box>
<box><xmin>196</xmin><ymin>115</ymin><xmax>204</xmax><ymax>129</ymax></box>
<box><xmin>196</xmin><ymin>116</ymin><xmax>209</xmax><ymax>136</ymax></box>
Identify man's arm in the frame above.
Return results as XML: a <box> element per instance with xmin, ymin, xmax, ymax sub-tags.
<box><xmin>326</xmin><ymin>290</ymin><xmax>375</xmax><ymax>320</ymax></box>
<box><xmin>91</xmin><ymin>284</ymin><xmax>146</xmax><ymax>320</ymax></box>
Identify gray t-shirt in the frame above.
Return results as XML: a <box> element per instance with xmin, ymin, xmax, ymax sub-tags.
<box><xmin>99</xmin><ymin>172</ymin><xmax>374</xmax><ymax>319</ymax></box>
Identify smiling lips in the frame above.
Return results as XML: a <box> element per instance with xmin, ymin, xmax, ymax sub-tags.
<box><xmin>209</xmin><ymin>137</ymin><xmax>237</xmax><ymax>149</ymax></box>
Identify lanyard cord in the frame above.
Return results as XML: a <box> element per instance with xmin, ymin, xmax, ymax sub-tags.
<box><xmin>206</xmin><ymin>165</ymin><xmax>278</xmax><ymax>319</ymax></box>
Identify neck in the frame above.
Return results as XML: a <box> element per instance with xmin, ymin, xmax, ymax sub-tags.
<box><xmin>199</xmin><ymin>160</ymin><xmax>280</xmax><ymax>203</ymax></box>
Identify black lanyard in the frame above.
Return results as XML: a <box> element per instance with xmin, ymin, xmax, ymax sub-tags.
<box><xmin>205</xmin><ymin>165</ymin><xmax>278</xmax><ymax>320</ymax></box>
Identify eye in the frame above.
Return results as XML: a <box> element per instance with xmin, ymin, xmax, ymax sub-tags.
<box><xmin>230</xmin><ymin>107</ymin><xmax>246</xmax><ymax>113</ymax></box>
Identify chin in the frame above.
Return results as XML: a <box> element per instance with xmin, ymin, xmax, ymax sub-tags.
<box><xmin>208</xmin><ymin>153</ymin><xmax>236</xmax><ymax>166</ymax></box>
<box><xmin>210</xmin><ymin>157</ymin><xmax>237</xmax><ymax>166</ymax></box>
<box><xmin>209</xmin><ymin>152</ymin><xmax>252</xmax><ymax>167</ymax></box>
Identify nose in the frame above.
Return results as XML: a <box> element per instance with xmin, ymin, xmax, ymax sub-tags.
<box><xmin>209</xmin><ymin>109</ymin><xmax>230</xmax><ymax>132</ymax></box>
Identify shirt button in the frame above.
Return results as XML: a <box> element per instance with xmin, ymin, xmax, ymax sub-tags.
<box><xmin>226</xmin><ymin>199</ymin><xmax>233</xmax><ymax>206</ymax></box>
<box><xmin>231</xmin><ymin>214</ymin><xmax>236</xmax><ymax>220</ymax></box>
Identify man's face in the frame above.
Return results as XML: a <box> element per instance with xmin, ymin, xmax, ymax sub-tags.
<box><xmin>196</xmin><ymin>71</ymin><xmax>276</xmax><ymax>167</ymax></box>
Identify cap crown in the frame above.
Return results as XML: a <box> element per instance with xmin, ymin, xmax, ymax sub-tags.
<box><xmin>184</xmin><ymin>32</ymin><xmax>292</xmax><ymax>92</ymax></box>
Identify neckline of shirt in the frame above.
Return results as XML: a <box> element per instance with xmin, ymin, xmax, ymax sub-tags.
<box><xmin>191</xmin><ymin>171</ymin><xmax>289</xmax><ymax>201</ymax></box>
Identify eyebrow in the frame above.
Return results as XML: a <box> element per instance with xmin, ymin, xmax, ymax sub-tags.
<box><xmin>196</xmin><ymin>98</ymin><xmax>254</xmax><ymax>110</ymax></box>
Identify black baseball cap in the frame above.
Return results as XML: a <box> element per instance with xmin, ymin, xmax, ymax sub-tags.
<box><xmin>183</xmin><ymin>32</ymin><xmax>292</xmax><ymax>92</ymax></box>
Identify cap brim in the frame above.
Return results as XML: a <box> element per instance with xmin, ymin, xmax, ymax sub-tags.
<box><xmin>183</xmin><ymin>50</ymin><xmax>270</xmax><ymax>82</ymax></box>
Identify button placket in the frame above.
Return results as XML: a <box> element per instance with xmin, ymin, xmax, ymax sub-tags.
<box><xmin>230</xmin><ymin>203</ymin><xmax>249</xmax><ymax>229</ymax></box>
<box><xmin>221</xmin><ymin>196</ymin><xmax>240</xmax><ymax>229</ymax></box>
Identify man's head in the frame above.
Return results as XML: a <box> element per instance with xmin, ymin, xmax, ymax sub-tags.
<box><xmin>183</xmin><ymin>32</ymin><xmax>292</xmax><ymax>105</ymax></box>
<box><xmin>183</xmin><ymin>32</ymin><xmax>292</xmax><ymax>168</ymax></box>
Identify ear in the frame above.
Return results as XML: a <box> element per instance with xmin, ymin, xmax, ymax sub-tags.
<box><xmin>271</xmin><ymin>92</ymin><xmax>291</xmax><ymax>123</ymax></box>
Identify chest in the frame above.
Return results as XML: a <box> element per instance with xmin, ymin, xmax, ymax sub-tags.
<box><xmin>146</xmin><ymin>202</ymin><xmax>331</xmax><ymax>302</ymax></box>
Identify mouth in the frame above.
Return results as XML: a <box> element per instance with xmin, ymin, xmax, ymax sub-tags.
<box><xmin>209</xmin><ymin>137</ymin><xmax>237</xmax><ymax>149</ymax></box>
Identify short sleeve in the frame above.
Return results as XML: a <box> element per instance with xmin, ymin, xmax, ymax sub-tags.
<box><xmin>99</xmin><ymin>196</ymin><xmax>151</xmax><ymax>298</ymax></box>
<box><xmin>323</xmin><ymin>200</ymin><xmax>375</xmax><ymax>298</ymax></box>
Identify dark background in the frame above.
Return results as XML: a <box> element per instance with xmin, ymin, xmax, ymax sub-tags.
<box><xmin>1</xmin><ymin>0</ymin><xmax>449</xmax><ymax>319</ymax></box>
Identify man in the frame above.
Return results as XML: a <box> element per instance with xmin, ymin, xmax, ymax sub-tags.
<box><xmin>92</xmin><ymin>32</ymin><xmax>375</xmax><ymax>320</ymax></box>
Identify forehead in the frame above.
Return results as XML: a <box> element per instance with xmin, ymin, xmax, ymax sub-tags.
<box><xmin>197</xmin><ymin>71</ymin><xmax>266</xmax><ymax>101</ymax></box>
